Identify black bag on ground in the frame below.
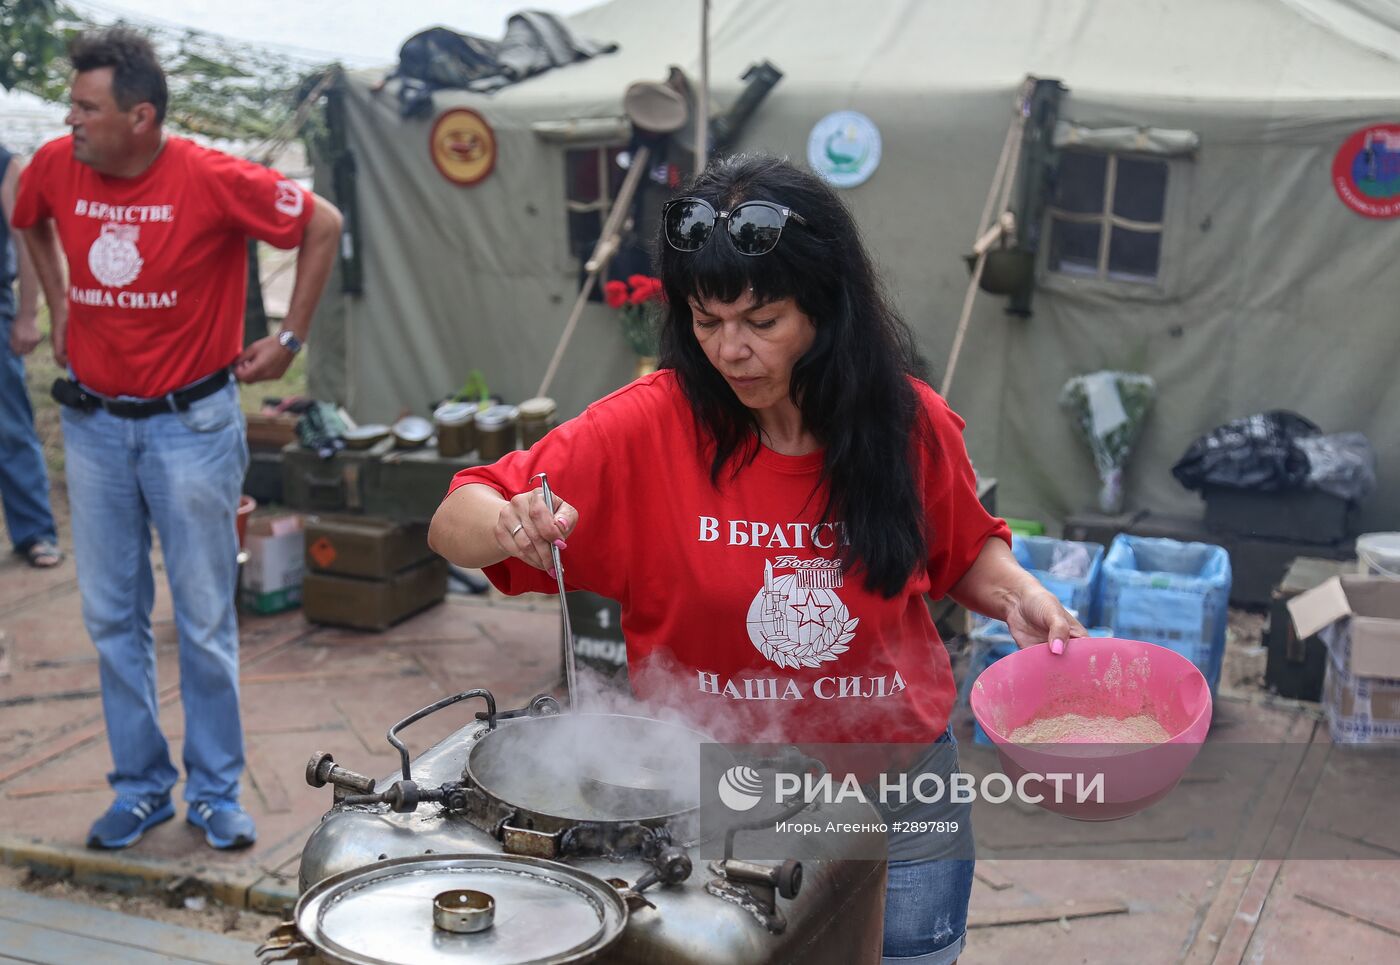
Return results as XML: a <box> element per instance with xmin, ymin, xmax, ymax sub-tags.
<box><xmin>1171</xmin><ymin>410</ymin><xmax>1320</xmax><ymax>492</ymax></box>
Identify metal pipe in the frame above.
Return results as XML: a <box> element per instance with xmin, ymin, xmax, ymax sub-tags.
<box><xmin>696</xmin><ymin>0</ymin><xmax>710</xmax><ymax>164</ymax></box>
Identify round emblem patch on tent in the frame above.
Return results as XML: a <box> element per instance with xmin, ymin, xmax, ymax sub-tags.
<box><xmin>1332</xmin><ymin>124</ymin><xmax>1400</xmax><ymax>218</ymax></box>
<box><xmin>807</xmin><ymin>111</ymin><xmax>882</xmax><ymax>188</ymax></box>
<box><xmin>430</xmin><ymin>109</ymin><xmax>496</xmax><ymax>186</ymax></box>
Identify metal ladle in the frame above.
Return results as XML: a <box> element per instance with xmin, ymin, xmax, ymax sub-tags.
<box><xmin>532</xmin><ymin>472</ymin><xmax>577</xmax><ymax>713</ymax></box>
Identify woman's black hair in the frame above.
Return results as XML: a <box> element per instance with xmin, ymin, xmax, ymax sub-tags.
<box><xmin>656</xmin><ymin>154</ymin><xmax>934</xmax><ymax>598</ymax></box>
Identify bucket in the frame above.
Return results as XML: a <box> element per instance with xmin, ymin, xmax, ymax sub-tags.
<box><xmin>237</xmin><ymin>495</ymin><xmax>258</xmax><ymax>551</ymax></box>
<box><xmin>1356</xmin><ymin>532</ymin><xmax>1400</xmax><ymax>579</ymax></box>
<box><xmin>970</xmin><ymin>636</ymin><xmax>1212</xmax><ymax>821</ymax></box>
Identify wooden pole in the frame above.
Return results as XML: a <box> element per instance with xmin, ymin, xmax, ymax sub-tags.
<box><xmin>537</xmin><ymin>145</ymin><xmax>652</xmax><ymax>399</ymax></box>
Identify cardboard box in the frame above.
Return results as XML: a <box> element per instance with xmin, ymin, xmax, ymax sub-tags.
<box><xmin>304</xmin><ymin>515</ymin><xmax>434</xmax><ymax>580</ymax></box>
<box><xmin>1322</xmin><ymin>661</ymin><xmax>1400</xmax><ymax>743</ymax></box>
<box><xmin>302</xmin><ymin>558</ymin><xmax>448</xmax><ymax>631</ymax></box>
<box><xmin>1289</xmin><ymin>576</ymin><xmax>1400</xmax><ymax>679</ymax></box>
<box><xmin>241</xmin><ymin>514</ymin><xmax>305</xmax><ymax>613</ymax></box>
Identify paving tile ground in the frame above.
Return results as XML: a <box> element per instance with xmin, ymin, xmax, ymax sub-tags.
<box><xmin>1</xmin><ymin>547</ymin><xmax>1398</xmax><ymax>962</ymax></box>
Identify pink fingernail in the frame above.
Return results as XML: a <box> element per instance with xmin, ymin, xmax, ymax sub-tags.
<box><xmin>1050</xmin><ymin>638</ymin><xmax>1065</xmax><ymax>655</ymax></box>
<box><xmin>547</xmin><ymin>566</ymin><xmax>557</xmax><ymax>579</ymax></box>
<box><xmin>555</xmin><ymin>516</ymin><xmax>568</xmax><ymax>530</ymax></box>
<box><xmin>553</xmin><ymin>539</ymin><xmax>567</xmax><ymax>550</ymax></box>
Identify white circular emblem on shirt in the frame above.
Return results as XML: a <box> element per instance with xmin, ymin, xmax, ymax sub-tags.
<box><xmin>87</xmin><ymin>222</ymin><xmax>144</xmax><ymax>288</ymax></box>
<box><xmin>745</xmin><ymin>559</ymin><xmax>858</xmax><ymax>670</ymax></box>
<box><xmin>274</xmin><ymin>180</ymin><xmax>304</xmax><ymax>218</ymax></box>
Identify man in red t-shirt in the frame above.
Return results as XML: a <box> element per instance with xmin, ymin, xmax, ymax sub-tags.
<box><xmin>13</xmin><ymin>28</ymin><xmax>343</xmax><ymax>852</ymax></box>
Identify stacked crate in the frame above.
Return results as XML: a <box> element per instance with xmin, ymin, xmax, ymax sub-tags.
<box><xmin>1202</xmin><ymin>487</ymin><xmax>1355</xmax><ymax>609</ymax></box>
<box><xmin>301</xmin><ymin>516</ymin><xmax>447</xmax><ymax>631</ymax></box>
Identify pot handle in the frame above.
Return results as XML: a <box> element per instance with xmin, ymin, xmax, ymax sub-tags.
<box><xmin>256</xmin><ymin>922</ymin><xmax>317</xmax><ymax>962</ymax></box>
<box><xmin>386</xmin><ymin>688</ymin><xmax>497</xmax><ymax>782</ymax></box>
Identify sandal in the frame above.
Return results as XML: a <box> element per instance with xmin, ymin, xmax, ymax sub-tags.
<box><xmin>19</xmin><ymin>540</ymin><xmax>63</xmax><ymax>569</ymax></box>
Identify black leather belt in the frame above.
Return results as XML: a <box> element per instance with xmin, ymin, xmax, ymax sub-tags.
<box><xmin>52</xmin><ymin>367</ymin><xmax>232</xmax><ymax>419</ymax></box>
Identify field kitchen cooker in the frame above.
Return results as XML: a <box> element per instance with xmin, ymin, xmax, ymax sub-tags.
<box><xmin>258</xmin><ymin>688</ymin><xmax>887</xmax><ymax>964</ymax></box>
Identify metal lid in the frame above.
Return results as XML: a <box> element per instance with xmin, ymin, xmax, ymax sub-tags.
<box><xmin>433</xmin><ymin>402</ymin><xmax>478</xmax><ymax>426</ymax></box>
<box><xmin>475</xmin><ymin>404</ymin><xmax>519</xmax><ymax>431</ymax></box>
<box><xmin>393</xmin><ymin>416</ymin><xmax>434</xmax><ymax>446</ymax></box>
<box><xmin>343</xmin><ymin>424</ymin><xmax>390</xmax><ymax>446</ymax></box>
<box><xmin>517</xmin><ymin>397</ymin><xmax>557</xmax><ymax>420</ymax></box>
<box><xmin>295</xmin><ymin>853</ymin><xmax>627</xmax><ymax>965</ymax></box>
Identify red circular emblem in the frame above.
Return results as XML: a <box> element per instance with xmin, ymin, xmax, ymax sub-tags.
<box><xmin>1332</xmin><ymin>124</ymin><xmax>1400</xmax><ymax>218</ymax></box>
<box><xmin>430</xmin><ymin>109</ymin><xmax>496</xmax><ymax>187</ymax></box>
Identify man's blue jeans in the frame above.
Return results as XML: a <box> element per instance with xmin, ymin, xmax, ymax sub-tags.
<box><xmin>0</xmin><ymin>311</ymin><xmax>57</xmax><ymax>552</ymax></box>
<box><xmin>61</xmin><ymin>380</ymin><xmax>249</xmax><ymax>803</ymax></box>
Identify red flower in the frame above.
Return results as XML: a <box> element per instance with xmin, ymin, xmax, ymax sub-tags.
<box><xmin>625</xmin><ymin>276</ymin><xmax>664</xmax><ymax>305</ymax></box>
<box><xmin>603</xmin><ymin>280</ymin><xmax>628</xmax><ymax>309</ymax></box>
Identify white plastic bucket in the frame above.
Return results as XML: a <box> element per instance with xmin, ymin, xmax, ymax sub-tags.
<box><xmin>1356</xmin><ymin>532</ymin><xmax>1400</xmax><ymax>579</ymax></box>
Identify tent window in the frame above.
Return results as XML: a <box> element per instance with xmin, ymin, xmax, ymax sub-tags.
<box><xmin>1047</xmin><ymin>151</ymin><xmax>1167</xmax><ymax>284</ymax></box>
<box><xmin>565</xmin><ymin>146</ymin><xmax>627</xmax><ymax>266</ymax></box>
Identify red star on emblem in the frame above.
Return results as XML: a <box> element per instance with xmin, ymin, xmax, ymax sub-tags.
<box><xmin>789</xmin><ymin>593</ymin><xmax>832</xmax><ymax>629</ymax></box>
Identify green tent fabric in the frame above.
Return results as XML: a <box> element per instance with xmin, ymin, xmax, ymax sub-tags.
<box><xmin>309</xmin><ymin>0</ymin><xmax>1400</xmax><ymax>532</ymax></box>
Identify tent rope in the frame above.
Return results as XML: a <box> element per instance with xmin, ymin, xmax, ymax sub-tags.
<box><xmin>940</xmin><ymin>80</ymin><xmax>1034</xmax><ymax>399</ymax></box>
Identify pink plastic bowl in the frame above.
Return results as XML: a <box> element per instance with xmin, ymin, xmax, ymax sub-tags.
<box><xmin>970</xmin><ymin>637</ymin><xmax>1212</xmax><ymax>821</ymax></box>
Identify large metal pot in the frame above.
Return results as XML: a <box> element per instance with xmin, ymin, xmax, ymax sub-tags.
<box><xmin>291</xmin><ymin>691</ymin><xmax>888</xmax><ymax>964</ymax></box>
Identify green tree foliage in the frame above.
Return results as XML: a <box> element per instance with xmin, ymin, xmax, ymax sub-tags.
<box><xmin>1</xmin><ymin>0</ymin><xmax>335</xmax><ymax>142</ymax></box>
<box><xmin>0</xmin><ymin>0</ymin><xmax>78</xmax><ymax>97</ymax></box>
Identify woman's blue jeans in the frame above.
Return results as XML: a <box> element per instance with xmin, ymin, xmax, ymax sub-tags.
<box><xmin>61</xmin><ymin>380</ymin><xmax>248</xmax><ymax>804</ymax></box>
<box><xmin>881</xmin><ymin>728</ymin><xmax>974</xmax><ymax>963</ymax></box>
<box><xmin>883</xmin><ymin>855</ymin><xmax>974</xmax><ymax>963</ymax></box>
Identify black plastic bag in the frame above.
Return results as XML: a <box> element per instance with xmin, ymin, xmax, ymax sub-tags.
<box><xmin>1297</xmin><ymin>432</ymin><xmax>1377</xmax><ymax>501</ymax></box>
<box><xmin>1171</xmin><ymin>411</ymin><xmax>1320</xmax><ymax>492</ymax></box>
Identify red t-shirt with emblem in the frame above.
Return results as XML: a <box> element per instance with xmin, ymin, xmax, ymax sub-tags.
<box><xmin>447</xmin><ymin>372</ymin><xmax>1009</xmax><ymax>746</ymax></box>
<box><xmin>12</xmin><ymin>135</ymin><xmax>313</xmax><ymax>398</ymax></box>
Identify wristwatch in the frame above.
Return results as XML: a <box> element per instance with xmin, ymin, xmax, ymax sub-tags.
<box><xmin>276</xmin><ymin>330</ymin><xmax>304</xmax><ymax>354</ymax></box>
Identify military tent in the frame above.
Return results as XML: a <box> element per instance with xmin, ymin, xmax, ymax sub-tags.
<box><xmin>309</xmin><ymin>0</ymin><xmax>1400</xmax><ymax>531</ymax></box>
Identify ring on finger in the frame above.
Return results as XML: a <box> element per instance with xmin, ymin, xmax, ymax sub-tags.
<box><xmin>510</xmin><ymin>523</ymin><xmax>525</xmax><ymax>536</ymax></box>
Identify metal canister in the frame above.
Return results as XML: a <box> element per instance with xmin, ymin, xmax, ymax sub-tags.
<box><xmin>516</xmin><ymin>396</ymin><xmax>557</xmax><ymax>449</ymax></box>
<box><xmin>433</xmin><ymin>402</ymin><xmax>478</xmax><ymax>458</ymax></box>
<box><xmin>475</xmin><ymin>404</ymin><xmax>519</xmax><ymax>462</ymax></box>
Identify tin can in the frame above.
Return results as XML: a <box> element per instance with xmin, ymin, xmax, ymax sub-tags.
<box><xmin>434</xmin><ymin>402</ymin><xmax>478</xmax><ymax>458</ymax></box>
<box><xmin>517</xmin><ymin>397</ymin><xmax>558</xmax><ymax>449</ymax></box>
<box><xmin>475</xmin><ymin>405</ymin><xmax>520</xmax><ymax>462</ymax></box>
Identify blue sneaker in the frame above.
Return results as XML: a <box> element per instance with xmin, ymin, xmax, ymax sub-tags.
<box><xmin>187</xmin><ymin>799</ymin><xmax>256</xmax><ymax>850</ymax></box>
<box><xmin>87</xmin><ymin>794</ymin><xmax>174</xmax><ymax>849</ymax></box>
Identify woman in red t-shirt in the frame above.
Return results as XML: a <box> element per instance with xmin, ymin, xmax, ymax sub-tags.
<box><xmin>431</xmin><ymin>155</ymin><xmax>1085</xmax><ymax>964</ymax></box>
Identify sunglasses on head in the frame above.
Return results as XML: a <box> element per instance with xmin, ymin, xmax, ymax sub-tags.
<box><xmin>661</xmin><ymin>197</ymin><xmax>807</xmax><ymax>256</ymax></box>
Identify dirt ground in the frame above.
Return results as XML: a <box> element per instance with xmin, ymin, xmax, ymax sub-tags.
<box><xmin>0</xmin><ymin>862</ymin><xmax>284</xmax><ymax>943</ymax></box>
